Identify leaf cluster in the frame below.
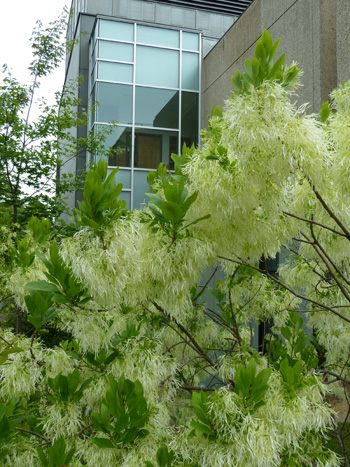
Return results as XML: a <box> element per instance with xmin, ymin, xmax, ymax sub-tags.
<box><xmin>27</xmin><ymin>242</ymin><xmax>91</xmax><ymax>307</ymax></box>
<box><xmin>231</xmin><ymin>30</ymin><xmax>299</xmax><ymax>94</ymax></box>
<box><xmin>144</xmin><ymin>446</ymin><xmax>176</xmax><ymax>467</ymax></box>
<box><xmin>77</xmin><ymin>159</ymin><xmax>126</xmax><ymax>245</ymax></box>
<box><xmin>47</xmin><ymin>368</ymin><xmax>91</xmax><ymax>403</ymax></box>
<box><xmin>234</xmin><ymin>359</ymin><xmax>271</xmax><ymax>413</ymax></box>
<box><xmin>91</xmin><ymin>375</ymin><xmax>152</xmax><ymax>448</ymax></box>
<box><xmin>36</xmin><ymin>437</ymin><xmax>76</xmax><ymax>467</ymax></box>
<box><xmin>145</xmin><ymin>173</ymin><xmax>209</xmax><ymax>245</ymax></box>
<box><xmin>190</xmin><ymin>391</ymin><xmax>218</xmax><ymax>441</ymax></box>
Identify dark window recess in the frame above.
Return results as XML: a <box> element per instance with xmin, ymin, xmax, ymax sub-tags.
<box><xmin>168</xmin><ymin>136</ymin><xmax>178</xmax><ymax>170</ymax></box>
<box><xmin>134</xmin><ymin>133</ymin><xmax>162</xmax><ymax>169</ymax></box>
<box><xmin>258</xmin><ymin>254</ymin><xmax>279</xmax><ymax>353</ymax></box>
<box><xmin>181</xmin><ymin>92</ymin><xmax>199</xmax><ymax>151</ymax></box>
<box><xmin>152</xmin><ymin>0</ymin><xmax>253</xmax><ymax>16</ymax></box>
<box><xmin>109</xmin><ymin>129</ymin><xmax>132</xmax><ymax>167</ymax></box>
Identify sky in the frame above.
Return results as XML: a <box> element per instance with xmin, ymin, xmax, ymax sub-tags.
<box><xmin>0</xmin><ymin>0</ymin><xmax>71</xmax><ymax>113</ymax></box>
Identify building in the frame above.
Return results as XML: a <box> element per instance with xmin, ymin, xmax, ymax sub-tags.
<box><xmin>62</xmin><ymin>0</ymin><xmax>253</xmax><ymax>212</ymax></box>
<box><xmin>62</xmin><ymin>0</ymin><xmax>350</xmax><ymax>213</ymax></box>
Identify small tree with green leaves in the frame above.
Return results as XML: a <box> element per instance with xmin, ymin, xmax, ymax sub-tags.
<box><xmin>2</xmin><ymin>29</ymin><xmax>350</xmax><ymax>466</ymax></box>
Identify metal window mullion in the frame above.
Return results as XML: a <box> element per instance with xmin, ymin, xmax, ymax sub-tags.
<box><xmin>198</xmin><ymin>32</ymin><xmax>202</xmax><ymax>148</ymax></box>
<box><xmin>178</xmin><ymin>30</ymin><xmax>182</xmax><ymax>157</ymax></box>
<box><xmin>131</xmin><ymin>23</ymin><xmax>137</xmax><ymax>211</ymax></box>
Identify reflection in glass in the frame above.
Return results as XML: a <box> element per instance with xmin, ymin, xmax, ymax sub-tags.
<box><xmin>133</xmin><ymin>170</ymin><xmax>151</xmax><ymax>209</ymax></box>
<box><xmin>91</xmin><ymin>42</ymin><xmax>97</xmax><ymax>65</ymax></box>
<box><xmin>90</xmin><ymin>84</ymin><xmax>96</xmax><ymax>126</ymax></box>
<box><xmin>137</xmin><ymin>25</ymin><xmax>179</xmax><ymax>48</ymax></box>
<box><xmin>98</xmin><ymin>62</ymin><xmax>133</xmax><ymax>83</ymax></box>
<box><xmin>99</xmin><ymin>20</ymin><xmax>134</xmax><ymax>42</ymax></box>
<box><xmin>114</xmin><ymin>168</ymin><xmax>131</xmax><ymax>189</ymax></box>
<box><xmin>136</xmin><ymin>46</ymin><xmax>179</xmax><ymax>88</ymax></box>
<box><xmin>99</xmin><ymin>41</ymin><xmax>134</xmax><ymax>62</ymax></box>
<box><xmin>120</xmin><ymin>191</ymin><xmax>131</xmax><ymax>210</ymax></box>
<box><xmin>182</xmin><ymin>32</ymin><xmax>199</xmax><ymax>51</ymax></box>
<box><xmin>181</xmin><ymin>92</ymin><xmax>199</xmax><ymax>148</ymax></box>
<box><xmin>97</xmin><ymin>83</ymin><xmax>133</xmax><ymax>124</ymax></box>
<box><xmin>135</xmin><ymin>88</ymin><xmax>178</xmax><ymax>128</ymax></box>
<box><xmin>181</xmin><ymin>52</ymin><xmax>199</xmax><ymax>91</ymax></box>
<box><xmin>96</xmin><ymin>125</ymin><xmax>132</xmax><ymax>168</ymax></box>
<box><xmin>134</xmin><ymin>129</ymin><xmax>178</xmax><ymax>169</ymax></box>
<box><xmin>90</xmin><ymin>64</ymin><xmax>97</xmax><ymax>90</ymax></box>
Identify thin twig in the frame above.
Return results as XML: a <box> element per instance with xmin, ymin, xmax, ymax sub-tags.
<box><xmin>283</xmin><ymin>211</ymin><xmax>347</xmax><ymax>238</ymax></box>
<box><xmin>218</xmin><ymin>256</ymin><xmax>350</xmax><ymax>325</ymax></box>
<box><xmin>16</xmin><ymin>427</ymin><xmax>49</xmax><ymax>442</ymax></box>
<box><xmin>312</xmin><ymin>187</ymin><xmax>350</xmax><ymax>240</ymax></box>
<box><xmin>302</xmin><ymin>229</ymin><xmax>350</xmax><ymax>303</ymax></box>
<box><xmin>192</xmin><ymin>266</ymin><xmax>219</xmax><ymax>302</ymax></box>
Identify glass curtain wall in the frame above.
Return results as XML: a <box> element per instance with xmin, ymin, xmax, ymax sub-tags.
<box><xmin>89</xmin><ymin>18</ymin><xmax>200</xmax><ymax>210</ymax></box>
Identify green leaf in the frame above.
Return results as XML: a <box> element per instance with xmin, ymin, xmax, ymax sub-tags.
<box><xmin>92</xmin><ymin>437</ymin><xmax>115</xmax><ymax>449</ymax></box>
<box><xmin>0</xmin><ymin>416</ymin><xmax>10</xmax><ymax>443</ymax></box>
<box><xmin>293</xmin><ymin>360</ymin><xmax>303</xmax><ymax>381</ymax></box>
<box><xmin>280</xmin><ymin>358</ymin><xmax>294</xmax><ymax>386</ymax></box>
<box><xmin>190</xmin><ymin>419</ymin><xmax>213</xmax><ymax>435</ymax></box>
<box><xmin>281</xmin><ymin>326</ymin><xmax>292</xmax><ymax>342</ymax></box>
<box><xmin>48</xmin><ymin>437</ymin><xmax>66</xmax><ymax>466</ymax></box>
<box><xmin>160</xmin><ymin>201</ymin><xmax>184</xmax><ymax>225</ymax></box>
<box><xmin>320</xmin><ymin>100</ymin><xmax>331</xmax><ymax>122</ymax></box>
<box><xmin>294</xmin><ymin>335</ymin><xmax>308</xmax><ymax>354</ymax></box>
<box><xmin>0</xmin><ymin>347</ymin><xmax>22</xmax><ymax>365</ymax></box>
<box><xmin>26</xmin><ymin>280</ymin><xmax>60</xmax><ymax>293</ymax></box>
<box><xmin>36</xmin><ymin>446</ymin><xmax>49</xmax><ymax>467</ymax></box>
<box><xmin>156</xmin><ymin>446</ymin><xmax>174</xmax><ymax>467</ymax></box>
<box><xmin>64</xmin><ymin>447</ymin><xmax>76</xmax><ymax>465</ymax></box>
<box><xmin>0</xmin><ymin>449</ymin><xmax>9</xmax><ymax>460</ymax></box>
<box><xmin>253</xmin><ymin>367</ymin><xmax>271</xmax><ymax>390</ymax></box>
<box><xmin>244</xmin><ymin>59</ymin><xmax>253</xmax><ymax>78</ymax></box>
<box><xmin>267</xmin><ymin>53</ymin><xmax>285</xmax><ymax>80</ymax></box>
<box><xmin>146</xmin><ymin>192</ymin><xmax>164</xmax><ymax>209</ymax></box>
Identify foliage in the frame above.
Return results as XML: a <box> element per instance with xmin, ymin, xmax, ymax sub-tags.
<box><xmin>0</xmin><ymin>10</ymin><xmax>117</xmax><ymax>334</ymax></box>
<box><xmin>2</xmin><ymin>29</ymin><xmax>350</xmax><ymax>467</ymax></box>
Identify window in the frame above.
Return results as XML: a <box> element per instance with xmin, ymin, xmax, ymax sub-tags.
<box><xmin>89</xmin><ymin>20</ymin><xmax>200</xmax><ymax>210</ymax></box>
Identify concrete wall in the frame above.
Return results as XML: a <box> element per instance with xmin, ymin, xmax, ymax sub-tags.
<box><xmin>202</xmin><ymin>0</ymin><xmax>349</xmax><ymax>127</ymax></box>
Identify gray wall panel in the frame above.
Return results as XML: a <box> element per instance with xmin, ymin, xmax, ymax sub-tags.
<box><xmin>202</xmin><ymin>0</ymin><xmax>348</xmax><ymax>128</ymax></box>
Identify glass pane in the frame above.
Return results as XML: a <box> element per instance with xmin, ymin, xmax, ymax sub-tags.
<box><xmin>95</xmin><ymin>126</ymin><xmax>132</xmax><ymax>170</ymax></box>
<box><xmin>99</xmin><ymin>20</ymin><xmax>134</xmax><ymax>42</ymax></box>
<box><xmin>90</xmin><ymin>64</ymin><xmax>97</xmax><ymax>90</ymax></box>
<box><xmin>90</xmin><ymin>84</ymin><xmax>96</xmax><ymax>126</ymax></box>
<box><xmin>133</xmin><ymin>170</ymin><xmax>150</xmax><ymax>210</ymax></box>
<box><xmin>181</xmin><ymin>92</ymin><xmax>199</xmax><ymax>148</ymax></box>
<box><xmin>182</xmin><ymin>52</ymin><xmax>199</xmax><ymax>91</ymax></box>
<box><xmin>135</xmin><ymin>87</ymin><xmax>178</xmax><ymax>129</ymax></box>
<box><xmin>114</xmin><ymin>169</ymin><xmax>131</xmax><ymax>189</ymax></box>
<box><xmin>120</xmin><ymin>191</ymin><xmax>131</xmax><ymax>210</ymax></box>
<box><xmin>134</xmin><ymin>129</ymin><xmax>178</xmax><ymax>169</ymax></box>
<box><xmin>182</xmin><ymin>32</ymin><xmax>199</xmax><ymax>51</ymax></box>
<box><xmin>98</xmin><ymin>62</ymin><xmax>133</xmax><ymax>83</ymax></box>
<box><xmin>137</xmin><ymin>25</ymin><xmax>179</xmax><ymax>48</ymax></box>
<box><xmin>97</xmin><ymin>83</ymin><xmax>132</xmax><ymax>124</ymax></box>
<box><xmin>99</xmin><ymin>41</ymin><xmax>134</xmax><ymax>62</ymax></box>
<box><xmin>92</xmin><ymin>23</ymin><xmax>98</xmax><ymax>48</ymax></box>
<box><xmin>136</xmin><ymin>46</ymin><xmax>179</xmax><ymax>88</ymax></box>
<box><xmin>92</xmin><ymin>42</ymin><xmax>97</xmax><ymax>64</ymax></box>
<box><xmin>96</xmin><ymin>125</ymin><xmax>132</xmax><ymax>168</ymax></box>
